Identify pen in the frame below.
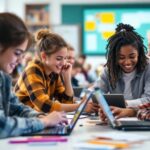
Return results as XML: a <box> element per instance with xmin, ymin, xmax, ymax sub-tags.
<box><xmin>9</xmin><ymin>137</ymin><xmax>68</xmax><ymax>144</ymax></box>
<box><xmin>9</xmin><ymin>140</ymin><xmax>57</xmax><ymax>145</ymax></box>
<box><xmin>28</xmin><ymin>137</ymin><xmax>68</xmax><ymax>142</ymax></box>
<box><xmin>9</xmin><ymin>139</ymin><xmax>28</xmax><ymax>144</ymax></box>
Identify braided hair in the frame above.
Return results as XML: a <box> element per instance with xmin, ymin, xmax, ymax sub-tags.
<box><xmin>106</xmin><ymin>23</ymin><xmax>148</xmax><ymax>89</ymax></box>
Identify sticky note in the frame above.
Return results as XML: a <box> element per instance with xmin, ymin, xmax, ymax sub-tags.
<box><xmin>85</xmin><ymin>21</ymin><xmax>96</xmax><ymax>31</ymax></box>
<box><xmin>102</xmin><ymin>31</ymin><xmax>115</xmax><ymax>40</ymax></box>
<box><xmin>100</xmin><ymin>13</ymin><xmax>115</xmax><ymax>24</ymax></box>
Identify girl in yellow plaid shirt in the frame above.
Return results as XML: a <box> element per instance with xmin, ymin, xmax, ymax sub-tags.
<box><xmin>15</xmin><ymin>29</ymin><xmax>99</xmax><ymax>113</ymax></box>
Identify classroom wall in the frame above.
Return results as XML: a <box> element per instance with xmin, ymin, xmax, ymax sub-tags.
<box><xmin>1</xmin><ymin>0</ymin><xmax>150</xmax><ymax>70</ymax></box>
<box><xmin>0</xmin><ymin>0</ymin><xmax>52</xmax><ymax>21</ymax></box>
<box><xmin>1</xmin><ymin>0</ymin><xmax>150</xmax><ymax>26</ymax></box>
<box><xmin>0</xmin><ymin>0</ymin><xmax>5</xmax><ymax>12</ymax></box>
<box><xmin>61</xmin><ymin>0</ymin><xmax>150</xmax><ymax>69</ymax></box>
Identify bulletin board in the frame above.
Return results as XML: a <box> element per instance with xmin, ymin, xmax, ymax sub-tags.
<box><xmin>51</xmin><ymin>25</ymin><xmax>81</xmax><ymax>55</ymax></box>
<box><xmin>83</xmin><ymin>8</ymin><xmax>150</xmax><ymax>55</ymax></box>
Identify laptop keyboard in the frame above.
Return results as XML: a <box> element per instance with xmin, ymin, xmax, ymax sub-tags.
<box><xmin>120</xmin><ymin>121</ymin><xmax>150</xmax><ymax>126</ymax></box>
<box><xmin>40</xmin><ymin>125</ymin><xmax>66</xmax><ymax>134</ymax></box>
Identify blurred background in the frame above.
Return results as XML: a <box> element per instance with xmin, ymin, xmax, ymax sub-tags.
<box><xmin>1</xmin><ymin>0</ymin><xmax>150</xmax><ymax>86</ymax></box>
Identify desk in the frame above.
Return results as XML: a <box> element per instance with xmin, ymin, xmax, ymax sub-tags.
<box><xmin>0</xmin><ymin>118</ymin><xmax>150</xmax><ymax>150</ymax></box>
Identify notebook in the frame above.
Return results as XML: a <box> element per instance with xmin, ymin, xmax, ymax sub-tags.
<box><xmin>92</xmin><ymin>93</ymin><xmax>126</xmax><ymax>108</ymax></box>
<box><xmin>23</xmin><ymin>89</ymin><xmax>94</xmax><ymax>136</ymax></box>
<box><xmin>94</xmin><ymin>90</ymin><xmax>150</xmax><ymax>131</ymax></box>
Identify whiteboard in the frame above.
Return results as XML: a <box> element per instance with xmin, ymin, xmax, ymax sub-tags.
<box><xmin>51</xmin><ymin>25</ymin><xmax>81</xmax><ymax>55</ymax></box>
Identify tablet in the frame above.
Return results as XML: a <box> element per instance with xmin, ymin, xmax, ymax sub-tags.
<box><xmin>92</xmin><ymin>93</ymin><xmax>126</xmax><ymax>108</ymax></box>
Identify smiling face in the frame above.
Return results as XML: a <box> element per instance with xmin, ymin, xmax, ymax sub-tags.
<box><xmin>67</xmin><ymin>50</ymin><xmax>75</xmax><ymax>65</ymax></box>
<box><xmin>118</xmin><ymin>45</ymin><xmax>139</xmax><ymax>73</ymax></box>
<box><xmin>42</xmin><ymin>47</ymin><xmax>68</xmax><ymax>75</ymax></box>
<box><xmin>0</xmin><ymin>39</ymin><xmax>28</xmax><ymax>74</ymax></box>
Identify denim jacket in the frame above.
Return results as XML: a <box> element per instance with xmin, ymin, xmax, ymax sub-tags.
<box><xmin>94</xmin><ymin>60</ymin><xmax>150</xmax><ymax>108</ymax></box>
<box><xmin>0</xmin><ymin>71</ymin><xmax>44</xmax><ymax>138</ymax></box>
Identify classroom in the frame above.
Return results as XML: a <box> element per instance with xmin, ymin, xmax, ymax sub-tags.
<box><xmin>0</xmin><ymin>0</ymin><xmax>150</xmax><ymax>150</ymax></box>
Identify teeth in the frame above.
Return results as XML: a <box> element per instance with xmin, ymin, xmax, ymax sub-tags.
<box><xmin>10</xmin><ymin>64</ymin><xmax>16</xmax><ymax>69</ymax></box>
<box><xmin>124</xmin><ymin>66</ymin><xmax>132</xmax><ymax>68</ymax></box>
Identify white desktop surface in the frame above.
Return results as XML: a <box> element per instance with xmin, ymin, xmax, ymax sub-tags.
<box><xmin>0</xmin><ymin>118</ymin><xmax>150</xmax><ymax>150</ymax></box>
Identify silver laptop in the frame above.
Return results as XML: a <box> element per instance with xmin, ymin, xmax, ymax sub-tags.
<box><xmin>23</xmin><ymin>89</ymin><xmax>94</xmax><ymax>136</ymax></box>
<box><xmin>94</xmin><ymin>90</ymin><xmax>150</xmax><ymax>131</ymax></box>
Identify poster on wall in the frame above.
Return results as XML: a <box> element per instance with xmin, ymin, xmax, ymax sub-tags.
<box><xmin>83</xmin><ymin>8</ymin><xmax>150</xmax><ymax>55</ymax></box>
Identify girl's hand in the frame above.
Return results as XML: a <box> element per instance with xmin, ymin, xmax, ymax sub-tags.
<box><xmin>61</xmin><ymin>62</ymin><xmax>72</xmax><ymax>80</ymax></box>
<box><xmin>39</xmin><ymin>111</ymin><xmax>68</xmax><ymax>128</ymax></box>
<box><xmin>99</xmin><ymin>106</ymin><xmax>136</xmax><ymax>123</ymax></box>
<box><xmin>111</xmin><ymin>106</ymin><xmax>136</xmax><ymax>119</ymax></box>
<box><xmin>84</xmin><ymin>101</ymin><xmax>100</xmax><ymax>113</ymax></box>
<box><xmin>99</xmin><ymin>108</ymin><xmax>107</xmax><ymax>123</ymax></box>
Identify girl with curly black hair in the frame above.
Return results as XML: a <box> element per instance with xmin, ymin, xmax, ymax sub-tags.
<box><xmin>96</xmin><ymin>23</ymin><xmax>150</xmax><ymax>120</ymax></box>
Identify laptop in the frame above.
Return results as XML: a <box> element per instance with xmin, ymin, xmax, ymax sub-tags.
<box><xmin>23</xmin><ymin>89</ymin><xmax>94</xmax><ymax>136</ymax></box>
<box><xmin>94</xmin><ymin>90</ymin><xmax>150</xmax><ymax>131</ymax></box>
<box><xmin>73</xmin><ymin>87</ymin><xmax>84</xmax><ymax>97</ymax></box>
<box><xmin>92</xmin><ymin>93</ymin><xmax>126</xmax><ymax>108</ymax></box>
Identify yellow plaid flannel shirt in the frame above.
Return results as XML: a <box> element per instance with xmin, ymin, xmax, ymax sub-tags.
<box><xmin>15</xmin><ymin>60</ymin><xmax>73</xmax><ymax>113</ymax></box>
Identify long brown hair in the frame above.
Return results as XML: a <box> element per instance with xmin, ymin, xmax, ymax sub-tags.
<box><xmin>0</xmin><ymin>12</ymin><xmax>31</xmax><ymax>53</ymax></box>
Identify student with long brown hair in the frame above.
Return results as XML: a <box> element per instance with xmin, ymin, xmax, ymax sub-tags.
<box><xmin>0</xmin><ymin>12</ymin><xmax>68</xmax><ymax>138</ymax></box>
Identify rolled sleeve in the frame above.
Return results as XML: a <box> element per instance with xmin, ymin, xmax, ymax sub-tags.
<box><xmin>137</xmin><ymin>109</ymin><xmax>150</xmax><ymax>121</ymax></box>
<box><xmin>50</xmin><ymin>101</ymin><xmax>62</xmax><ymax>112</ymax></box>
<box><xmin>136</xmin><ymin>103</ymin><xmax>150</xmax><ymax>121</ymax></box>
<box><xmin>127</xmin><ymin>99</ymin><xmax>143</xmax><ymax>108</ymax></box>
<box><xmin>54</xmin><ymin>76</ymin><xmax>73</xmax><ymax>104</ymax></box>
<box><xmin>0</xmin><ymin>115</ymin><xmax>44</xmax><ymax>138</ymax></box>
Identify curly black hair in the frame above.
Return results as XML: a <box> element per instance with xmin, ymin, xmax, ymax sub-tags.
<box><xmin>106</xmin><ymin>23</ymin><xmax>148</xmax><ymax>89</ymax></box>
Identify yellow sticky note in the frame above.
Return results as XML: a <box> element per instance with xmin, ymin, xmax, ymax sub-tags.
<box><xmin>85</xmin><ymin>21</ymin><xmax>96</xmax><ymax>31</ymax></box>
<box><xmin>100</xmin><ymin>13</ymin><xmax>115</xmax><ymax>24</ymax></box>
<box><xmin>102</xmin><ymin>31</ymin><xmax>115</xmax><ymax>40</ymax></box>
